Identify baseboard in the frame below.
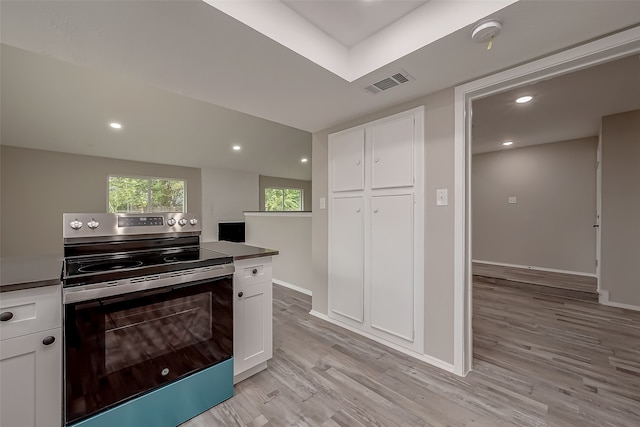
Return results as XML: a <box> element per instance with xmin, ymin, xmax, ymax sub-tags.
<box><xmin>472</xmin><ymin>259</ymin><xmax>597</xmax><ymax>278</ymax></box>
<box><xmin>309</xmin><ymin>310</ymin><xmax>455</xmax><ymax>374</ymax></box>
<box><xmin>599</xmin><ymin>290</ymin><xmax>640</xmax><ymax>312</ymax></box>
<box><xmin>272</xmin><ymin>279</ymin><xmax>312</xmax><ymax>296</ymax></box>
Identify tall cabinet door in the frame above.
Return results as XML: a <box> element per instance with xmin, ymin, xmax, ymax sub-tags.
<box><xmin>329</xmin><ymin>196</ymin><xmax>364</xmax><ymax>323</ymax></box>
<box><xmin>370</xmin><ymin>115</ymin><xmax>414</xmax><ymax>189</ymax></box>
<box><xmin>370</xmin><ymin>194</ymin><xmax>414</xmax><ymax>344</ymax></box>
<box><xmin>330</xmin><ymin>128</ymin><xmax>365</xmax><ymax>192</ymax></box>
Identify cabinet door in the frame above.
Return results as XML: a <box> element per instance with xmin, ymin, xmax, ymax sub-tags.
<box><xmin>0</xmin><ymin>328</ymin><xmax>62</xmax><ymax>427</ymax></box>
<box><xmin>330</xmin><ymin>128</ymin><xmax>364</xmax><ymax>192</ymax></box>
<box><xmin>370</xmin><ymin>194</ymin><xmax>414</xmax><ymax>343</ymax></box>
<box><xmin>234</xmin><ymin>281</ymin><xmax>273</xmax><ymax>376</ymax></box>
<box><xmin>371</xmin><ymin>115</ymin><xmax>414</xmax><ymax>189</ymax></box>
<box><xmin>329</xmin><ymin>196</ymin><xmax>364</xmax><ymax>323</ymax></box>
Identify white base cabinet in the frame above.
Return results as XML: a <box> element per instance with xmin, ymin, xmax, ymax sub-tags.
<box><xmin>0</xmin><ymin>286</ymin><xmax>62</xmax><ymax>427</ymax></box>
<box><xmin>233</xmin><ymin>257</ymin><xmax>273</xmax><ymax>382</ymax></box>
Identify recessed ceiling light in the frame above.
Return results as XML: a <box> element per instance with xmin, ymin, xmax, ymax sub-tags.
<box><xmin>301</xmin><ymin>158</ymin><xmax>308</xmax><ymax>163</ymax></box>
<box><xmin>502</xmin><ymin>141</ymin><xmax>514</xmax><ymax>146</ymax></box>
<box><xmin>515</xmin><ymin>95</ymin><xmax>533</xmax><ymax>104</ymax></box>
<box><xmin>232</xmin><ymin>145</ymin><xmax>241</xmax><ymax>151</ymax></box>
<box><xmin>109</xmin><ymin>122</ymin><xmax>122</xmax><ymax>129</ymax></box>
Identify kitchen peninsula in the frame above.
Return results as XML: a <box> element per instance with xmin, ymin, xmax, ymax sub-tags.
<box><xmin>0</xmin><ymin>241</ymin><xmax>277</xmax><ymax>427</ymax></box>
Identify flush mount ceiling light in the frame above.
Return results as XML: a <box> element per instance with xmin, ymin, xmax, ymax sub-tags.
<box><xmin>471</xmin><ymin>20</ymin><xmax>502</xmax><ymax>49</ymax></box>
<box><xmin>516</xmin><ymin>95</ymin><xmax>533</xmax><ymax>104</ymax></box>
<box><xmin>301</xmin><ymin>157</ymin><xmax>308</xmax><ymax>163</ymax></box>
<box><xmin>232</xmin><ymin>145</ymin><xmax>241</xmax><ymax>151</ymax></box>
<box><xmin>502</xmin><ymin>141</ymin><xmax>514</xmax><ymax>146</ymax></box>
<box><xmin>109</xmin><ymin>122</ymin><xmax>122</xmax><ymax>129</ymax></box>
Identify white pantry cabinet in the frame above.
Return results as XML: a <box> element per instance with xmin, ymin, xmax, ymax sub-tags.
<box><xmin>328</xmin><ymin>106</ymin><xmax>424</xmax><ymax>354</ymax></box>
<box><xmin>0</xmin><ymin>285</ymin><xmax>62</xmax><ymax>427</ymax></box>
<box><xmin>233</xmin><ymin>257</ymin><xmax>273</xmax><ymax>383</ymax></box>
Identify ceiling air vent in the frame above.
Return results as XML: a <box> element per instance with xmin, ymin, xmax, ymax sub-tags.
<box><xmin>364</xmin><ymin>70</ymin><xmax>415</xmax><ymax>95</ymax></box>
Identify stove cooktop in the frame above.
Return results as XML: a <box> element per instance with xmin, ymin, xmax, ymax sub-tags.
<box><xmin>63</xmin><ymin>247</ymin><xmax>233</xmax><ymax>287</ymax></box>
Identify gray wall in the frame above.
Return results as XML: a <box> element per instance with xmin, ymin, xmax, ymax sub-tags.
<box><xmin>259</xmin><ymin>175</ymin><xmax>312</xmax><ymax>211</ymax></box>
<box><xmin>312</xmin><ymin>88</ymin><xmax>456</xmax><ymax>365</ymax></box>
<box><xmin>601</xmin><ymin>109</ymin><xmax>640</xmax><ymax>306</ymax></box>
<box><xmin>245</xmin><ymin>213</ymin><xmax>312</xmax><ymax>292</ymax></box>
<box><xmin>201</xmin><ymin>168</ymin><xmax>258</xmax><ymax>242</ymax></box>
<box><xmin>473</xmin><ymin>137</ymin><xmax>597</xmax><ymax>274</ymax></box>
<box><xmin>0</xmin><ymin>146</ymin><xmax>201</xmax><ymax>257</ymax></box>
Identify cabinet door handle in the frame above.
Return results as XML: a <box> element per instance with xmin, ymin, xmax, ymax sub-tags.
<box><xmin>0</xmin><ymin>312</ymin><xmax>13</xmax><ymax>322</ymax></box>
<box><xmin>42</xmin><ymin>336</ymin><xmax>56</xmax><ymax>346</ymax></box>
<box><xmin>252</xmin><ymin>268</ymin><xmax>258</xmax><ymax>275</ymax></box>
<box><xmin>238</xmin><ymin>291</ymin><xmax>244</xmax><ymax>298</ymax></box>
<box><xmin>355</xmin><ymin>160</ymin><xmax>361</xmax><ymax>165</ymax></box>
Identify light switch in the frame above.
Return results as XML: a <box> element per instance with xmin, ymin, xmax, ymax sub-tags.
<box><xmin>320</xmin><ymin>197</ymin><xmax>326</xmax><ymax>210</ymax></box>
<box><xmin>436</xmin><ymin>189</ymin><xmax>448</xmax><ymax>206</ymax></box>
<box><xmin>508</xmin><ymin>196</ymin><xmax>517</xmax><ymax>204</ymax></box>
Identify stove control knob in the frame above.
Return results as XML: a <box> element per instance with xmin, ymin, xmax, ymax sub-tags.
<box><xmin>178</xmin><ymin>218</ymin><xmax>187</xmax><ymax>227</ymax></box>
<box><xmin>70</xmin><ymin>220</ymin><xmax>83</xmax><ymax>230</ymax></box>
<box><xmin>87</xmin><ymin>219</ymin><xmax>99</xmax><ymax>230</ymax></box>
<box><xmin>167</xmin><ymin>218</ymin><xmax>176</xmax><ymax>226</ymax></box>
<box><xmin>189</xmin><ymin>218</ymin><xmax>198</xmax><ymax>226</ymax></box>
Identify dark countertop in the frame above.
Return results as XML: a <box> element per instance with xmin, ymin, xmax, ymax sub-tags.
<box><xmin>201</xmin><ymin>241</ymin><xmax>279</xmax><ymax>261</ymax></box>
<box><xmin>0</xmin><ymin>255</ymin><xmax>63</xmax><ymax>293</ymax></box>
<box><xmin>0</xmin><ymin>242</ymin><xmax>276</xmax><ymax>293</ymax></box>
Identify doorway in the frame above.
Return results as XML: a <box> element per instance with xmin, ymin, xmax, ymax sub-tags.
<box><xmin>452</xmin><ymin>26</ymin><xmax>640</xmax><ymax>375</ymax></box>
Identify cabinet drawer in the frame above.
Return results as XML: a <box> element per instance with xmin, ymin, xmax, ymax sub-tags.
<box><xmin>0</xmin><ymin>285</ymin><xmax>61</xmax><ymax>340</ymax></box>
<box><xmin>234</xmin><ymin>258</ymin><xmax>272</xmax><ymax>287</ymax></box>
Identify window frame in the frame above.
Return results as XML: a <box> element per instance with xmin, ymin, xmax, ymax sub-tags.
<box><xmin>264</xmin><ymin>187</ymin><xmax>304</xmax><ymax>212</ymax></box>
<box><xmin>107</xmin><ymin>174</ymin><xmax>187</xmax><ymax>213</ymax></box>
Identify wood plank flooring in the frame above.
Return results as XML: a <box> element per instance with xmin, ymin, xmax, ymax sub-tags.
<box><xmin>473</xmin><ymin>262</ymin><xmax>599</xmax><ymax>302</ymax></box>
<box><xmin>182</xmin><ymin>282</ymin><xmax>640</xmax><ymax>426</ymax></box>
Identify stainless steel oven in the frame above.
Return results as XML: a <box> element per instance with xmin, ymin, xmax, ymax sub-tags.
<box><xmin>62</xmin><ymin>213</ymin><xmax>234</xmax><ymax>426</ymax></box>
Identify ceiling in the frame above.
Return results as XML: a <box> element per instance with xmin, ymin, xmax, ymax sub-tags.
<box><xmin>1</xmin><ymin>1</ymin><xmax>640</xmax><ymax>181</ymax></box>
<box><xmin>472</xmin><ymin>54</ymin><xmax>640</xmax><ymax>154</ymax></box>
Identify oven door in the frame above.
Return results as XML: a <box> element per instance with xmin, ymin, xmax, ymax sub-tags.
<box><xmin>63</xmin><ymin>275</ymin><xmax>233</xmax><ymax>425</ymax></box>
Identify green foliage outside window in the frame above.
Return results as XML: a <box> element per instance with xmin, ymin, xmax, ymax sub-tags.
<box><xmin>265</xmin><ymin>188</ymin><xmax>302</xmax><ymax>211</ymax></box>
<box><xmin>109</xmin><ymin>176</ymin><xmax>185</xmax><ymax>213</ymax></box>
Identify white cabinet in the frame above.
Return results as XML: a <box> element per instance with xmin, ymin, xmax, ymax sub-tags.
<box><xmin>233</xmin><ymin>257</ymin><xmax>273</xmax><ymax>383</ymax></box>
<box><xmin>370</xmin><ymin>194</ymin><xmax>414</xmax><ymax>343</ymax></box>
<box><xmin>330</xmin><ymin>128</ymin><xmax>364</xmax><ymax>192</ymax></box>
<box><xmin>370</xmin><ymin>115</ymin><xmax>415</xmax><ymax>189</ymax></box>
<box><xmin>329</xmin><ymin>196</ymin><xmax>364</xmax><ymax>323</ymax></box>
<box><xmin>328</xmin><ymin>107</ymin><xmax>424</xmax><ymax>354</ymax></box>
<box><xmin>0</xmin><ymin>286</ymin><xmax>62</xmax><ymax>427</ymax></box>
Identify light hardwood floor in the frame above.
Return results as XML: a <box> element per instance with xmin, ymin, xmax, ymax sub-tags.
<box><xmin>182</xmin><ymin>282</ymin><xmax>640</xmax><ymax>426</ymax></box>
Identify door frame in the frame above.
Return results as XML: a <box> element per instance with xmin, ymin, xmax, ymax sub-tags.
<box><xmin>452</xmin><ymin>26</ymin><xmax>640</xmax><ymax>376</ymax></box>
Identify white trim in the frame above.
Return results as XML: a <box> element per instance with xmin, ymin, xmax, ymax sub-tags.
<box><xmin>244</xmin><ymin>211</ymin><xmax>312</xmax><ymax>218</ymax></box>
<box><xmin>472</xmin><ymin>260</ymin><xmax>598</xmax><ymax>278</ymax></box>
<box><xmin>309</xmin><ymin>310</ymin><xmax>454</xmax><ymax>373</ymax></box>
<box><xmin>272</xmin><ymin>279</ymin><xmax>312</xmax><ymax>296</ymax></box>
<box><xmin>598</xmin><ymin>290</ymin><xmax>640</xmax><ymax>312</ymax></box>
<box><xmin>454</xmin><ymin>27</ymin><xmax>640</xmax><ymax>377</ymax></box>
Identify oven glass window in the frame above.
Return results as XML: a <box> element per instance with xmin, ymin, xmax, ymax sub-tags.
<box><xmin>64</xmin><ymin>277</ymin><xmax>232</xmax><ymax>424</ymax></box>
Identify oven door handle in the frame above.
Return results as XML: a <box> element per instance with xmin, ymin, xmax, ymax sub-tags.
<box><xmin>63</xmin><ymin>264</ymin><xmax>235</xmax><ymax>304</ymax></box>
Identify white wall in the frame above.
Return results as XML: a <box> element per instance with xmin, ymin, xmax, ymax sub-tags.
<box><xmin>473</xmin><ymin>137</ymin><xmax>597</xmax><ymax>274</ymax></box>
<box><xmin>201</xmin><ymin>168</ymin><xmax>259</xmax><ymax>242</ymax></box>
<box><xmin>245</xmin><ymin>212</ymin><xmax>312</xmax><ymax>294</ymax></box>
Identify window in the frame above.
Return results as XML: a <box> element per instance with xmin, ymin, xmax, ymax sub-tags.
<box><xmin>264</xmin><ymin>188</ymin><xmax>303</xmax><ymax>211</ymax></box>
<box><xmin>108</xmin><ymin>176</ymin><xmax>185</xmax><ymax>213</ymax></box>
